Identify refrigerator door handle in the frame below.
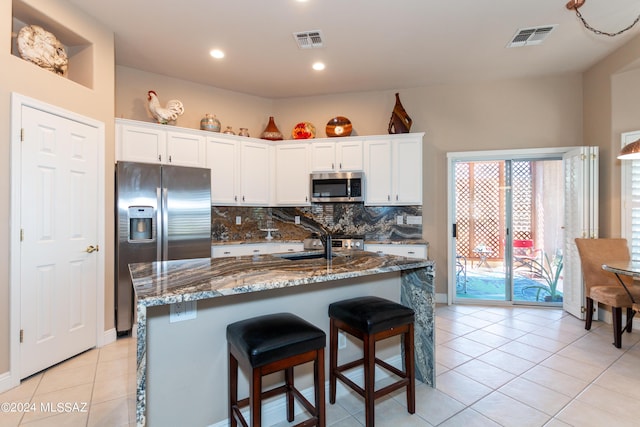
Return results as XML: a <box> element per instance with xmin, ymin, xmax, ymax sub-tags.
<box><xmin>161</xmin><ymin>187</ymin><xmax>169</xmax><ymax>260</ymax></box>
<box><xmin>156</xmin><ymin>187</ymin><xmax>162</xmax><ymax>261</ymax></box>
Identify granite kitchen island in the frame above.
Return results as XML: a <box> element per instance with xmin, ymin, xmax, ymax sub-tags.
<box><xmin>130</xmin><ymin>250</ymin><xmax>435</xmax><ymax>427</ymax></box>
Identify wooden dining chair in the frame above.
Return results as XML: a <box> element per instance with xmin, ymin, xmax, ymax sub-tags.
<box><xmin>574</xmin><ymin>238</ymin><xmax>640</xmax><ymax>348</ymax></box>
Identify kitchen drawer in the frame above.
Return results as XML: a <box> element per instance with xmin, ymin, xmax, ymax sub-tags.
<box><xmin>211</xmin><ymin>242</ymin><xmax>304</xmax><ymax>258</ymax></box>
<box><xmin>364</xmin><ymin>243</ymin><xmax>428</xmax><ymax>259</ymax></box>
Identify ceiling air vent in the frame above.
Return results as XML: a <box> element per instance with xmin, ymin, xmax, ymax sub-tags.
<box><xmin>293</xmin><ymin>30</ymin><xmax>325</xmax><ymax>49</ymax></box>
<box><xmin>507</xmin><ymin>25</ymin><xmax>556</xmax><ymax>48</ymax></box>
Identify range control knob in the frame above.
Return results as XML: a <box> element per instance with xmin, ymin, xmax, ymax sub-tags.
<box><xmin>355</xmin><ymin>241</ymin><xmax>361</xmax><ymax>248</ymax></box>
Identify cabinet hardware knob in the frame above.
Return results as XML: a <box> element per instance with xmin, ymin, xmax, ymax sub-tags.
<box><xmin>169</xmin><ymin>155</ymin><xmax>172</xmax><ymax>163</ymax></box>
<box><xmin>242</xmin><ymin>196</ymin><xmax>245</xmax><ymax>202</ymax></box>
<box><xmin>158</xmin><ymin>155</ymin><xmax>162</xmax><ymax>161</ymax></box>
<box><xmin>234</xmin><ymin>196</ymin><xmax>237</xmax><ymax>201</ymax></box>
<box><xmin>387</xmin><ymin>195</ymin><xmax>391</xmax><ymax>201</ymax></box>
<box><xmin>332</xmin><ymin>163</ymin><xmax>334</xmax><ymax>169</ymax></box>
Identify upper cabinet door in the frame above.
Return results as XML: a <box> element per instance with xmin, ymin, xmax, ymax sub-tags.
<box><xmin>364</xmin><ymin>140</ymin><xmax>394</xmax><ymax>205</ymax></box>
<box><xmin>206</xmin><ymin>137</ymin><xmax>238</xmax><ymax>205</ymax></box>
<box><xmin>117</xmin><ymin>122</ymin><xmax>165</xmax><ymax>164</ymax></box>
<box><xmin>310</xmin><ymin>142</ymin><xmax>336</xmax><ymax>172</ymax></box>
<box><xmin>336</xmin><ymin>140</ymin><xmax>363</xmax><ymax>171</ymax></box>
<box><xmin>239</xmin><ymin>141</ymin><xmax>271</xmax><ymax>205</ymax></box>
<box><xmin>166</xmin><ymin>131</ymin><xmax>206</xmax><ymax>167</ymax></box>
<box><xmin>393</xmin><ymin>136</ymin><xmax>422</xmax><ymax>204</ymax></box>
<box><xmin>275</xmin><ymin>143</ymin><xmax>310</xmax><ymax>206</ymax></box>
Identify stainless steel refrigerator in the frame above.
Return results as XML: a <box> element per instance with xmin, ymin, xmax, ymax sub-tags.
<box><xmin>115</xmin><ymin>161</ymin><xmax>211</xmax><ymax>334</ymax></box>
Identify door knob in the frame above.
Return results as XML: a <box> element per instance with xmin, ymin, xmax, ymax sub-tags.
<box><xmin>86</xmin><ymin>245</ymin><xmax>99</xmax><ymax>253</ymax></box>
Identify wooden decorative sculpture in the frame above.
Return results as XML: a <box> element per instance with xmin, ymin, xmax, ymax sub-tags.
<box><xmin>388</xmin><ymin>93</ymin><xmax>412</xmax><ymax>134</ymax></box>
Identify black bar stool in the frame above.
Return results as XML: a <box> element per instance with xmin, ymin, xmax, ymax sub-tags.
<box><xmin>227</xmin><ymin>312</ymin><xmax>326</xmax><ymax>427</ymax></box>
<box><xmin>328</xmin><ymin>296</ymin><xmax>415</xmax><ymax>427</ymax></box>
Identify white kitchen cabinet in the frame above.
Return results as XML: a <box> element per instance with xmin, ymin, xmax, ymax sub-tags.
<box><xmin>116</xmin><ymin>119</ymin><xmax>206</xmax><ymax>167</ymax></box>
<box><xmin>310</xmin><ymin>139</ymin><xmax>363</xmax><ymax>172</ymax></box>
<box><xmin>365</xmin><ymin>243</ymin><xmax>428</xmax><ymax>259</ymax></box>
<box><xmin>211</xmin><ymin>242</ymin><xmax>304</xmax><ymax>258</ymax></box>
<box><xmin>206</xmin><ymin>137</ymin><xmax>237</xmax><ymax>205</ymax></box>
<box><xmin>165</xmin><ymin>131</ymin><xmax>206</xmax><ymax>167</ymax></box>
<box><xmin>364</xmin><ymin>133</ymin><xmax>423</xmax><ymax>205</ymax></box>
<box><xmin>275</xmin><ymin>142</ymin><xmax>311</xmax><ymax>205</ymax></box>
<box><xmin>206</xmin><ymin>137</ymin><xmax>271</xmax><ymax>206</ymax></box>
<box><xmin>212</xmin><ymin>244</ymin><xmax>265</xmax><ymax>258</ymax></box>
<box><xmin>275</xmin><ymin>243</ymin><xmax>304</xmax><ymax>253</ymax></box>
<box><xmin>240</xmin><ymin>141</ymin><xmax>271</xmax><ymax>205</ymax></box>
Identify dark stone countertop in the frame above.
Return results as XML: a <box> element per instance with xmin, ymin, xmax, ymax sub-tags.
<box><xmin>129</xmin><ymin>250</ymin><xmax>433</xmax><ymax>307</ymax></box>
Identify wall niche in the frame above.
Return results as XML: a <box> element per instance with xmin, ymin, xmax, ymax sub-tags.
<box><xmin>11</xmin><ymin>0</ymin><xmax>94</xmax><ymax>89</ymax></box>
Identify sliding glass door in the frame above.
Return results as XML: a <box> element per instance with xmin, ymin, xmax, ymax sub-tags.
<box><xmin>451</xmin><ymin>156</ymin><xmax>564</xmax><ymax>305</ymax></box>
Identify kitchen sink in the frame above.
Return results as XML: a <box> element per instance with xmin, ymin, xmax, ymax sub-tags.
<box><xmin>274</xmin><ymin>251</ymin><xmax>334</xmax><ymax>261</ymax></box>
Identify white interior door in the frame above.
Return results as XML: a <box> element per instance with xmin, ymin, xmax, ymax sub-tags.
<box><xmin>562</xmin><ymin>146</ymin><xmax>599</xmax><ymax>320</ymax></box>
<box><xmin>19</xmin><ymin>105</ymin><xmax>99</xmax><ymax>378</ymax></box>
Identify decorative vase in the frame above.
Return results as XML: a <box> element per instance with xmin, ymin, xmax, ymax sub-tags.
<box><xmin>292</xmin><ymin>122</ymin><xmax>316</xmax><ymax>139</ymax></box>
<box><xmin>200</xmin><ymin>114</ymin><xmax>221</xmax><ymax>132</ymax></box>
<box><xmin>387</xmin><ymin>93</ymin><xmax>412</xmax><ymax>134</ymax></box>
<box><xmin>223</xmin><ymin>126</ymin><xmax>235</xmax><ymax>135</ymax></box>
<box><xmin>260</xmin><ymin>116</ymin><xmax>283</xmax><ymax>141</ymax></box>
<box><xmin>238</xmin><ymin>127</ymin><xmax>250</xmax><ymax>137</ymax></box>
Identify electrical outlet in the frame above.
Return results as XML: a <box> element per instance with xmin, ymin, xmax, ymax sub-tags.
<box><xmin>407</xmin><ymin>215</ymin><xmax>422</xmax><ymax>225</ymax></box>
<box><xmin>338</xmin><ymin>331</ymin><xmax>347</xmax><ymax>349</ymax></box>
<box><xmin>295</xmin><ymin>215</ymin><xmax>300</xmax><ymax>224</ymax></box>
<box><xmin>396</xmin><ymin>215</ymin><xmax>404</xmax><ymax>225</ymax></box>
<box><xmin>170</xmin><ymin>301</ymin><xmax>197</xmax><ymax>323</ymax></box>
<box><xmin>235</xmin><ymin>216</ymin><xmax>242</xmax><ymax>225</ymax></box>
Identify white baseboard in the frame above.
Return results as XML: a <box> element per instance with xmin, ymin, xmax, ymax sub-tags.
<box><xmin>101</xmin><ymin>328</ymin><xmax>117</xmax><ymax>347</ymax></box>
<box><xmin>206</xmin><ymin>355</ymin><xmax>403</xmax><ymax>427</ymax></box>
<box><xmin>0</xmin><ymin>371</ymin><xmax>18</xmax><ymax>394</ymax></box>
<box><xmin>597</xmin><ymin>307</ymin><xmax>639</xmax><ymax>329</ymax></box>
<box><xmin>435</xmin><ymin>293</ymin><xmax>448</xmax><ymax>304</ymax></box>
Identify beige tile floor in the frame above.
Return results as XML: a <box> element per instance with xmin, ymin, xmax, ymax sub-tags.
<box><xmin>2</xmin><ymin>304</ymin><xmax>640</xmax><ymax>426</ymax></box>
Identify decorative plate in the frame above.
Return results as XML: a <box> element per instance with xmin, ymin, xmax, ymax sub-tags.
<box><xmin>326</xmin><ymin>116</ymin><xmax>352</xmax><ymax>137</ymax></box>
<box><xmin>292</xmin><ymin>122</ymin><xmax>316</xmax><ymax>139</ymax></box>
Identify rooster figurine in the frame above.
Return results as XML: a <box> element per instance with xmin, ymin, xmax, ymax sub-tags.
<box><xmin>147</xmin><ymin>90</ymin><xmax>185</xmax><ymax>124</ymax></box>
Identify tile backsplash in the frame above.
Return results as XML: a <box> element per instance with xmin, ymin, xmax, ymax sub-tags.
<box><xmin>211</xmin><ymin>204</ymin><xmax>422</xmax><ymax>242</ymax></box>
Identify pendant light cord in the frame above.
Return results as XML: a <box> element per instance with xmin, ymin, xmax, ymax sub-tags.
<box><xmin>573</xmin><ymin>9</ymin><xmax>640</xmax><ymax>37</ymax></box>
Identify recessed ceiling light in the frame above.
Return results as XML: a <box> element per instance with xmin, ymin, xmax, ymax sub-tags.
<box><xmin>210</xmin><ymin>49</ymin><xmax>225</xmax><ymax>59</ymax></box>
<box><xmin>312</xmin><ymin>62</ymin><xmax>325</xmax><ymax>71</ymax></box>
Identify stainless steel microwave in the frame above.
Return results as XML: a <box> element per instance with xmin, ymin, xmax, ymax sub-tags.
<box><xmin>310</xmin><ymin>172</ymin><xmax>364</xmax><ymax>203</ymax></box>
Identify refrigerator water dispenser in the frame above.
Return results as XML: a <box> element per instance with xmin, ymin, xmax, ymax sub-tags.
<box><xmin>129</xmin><ymin>206</ymin><xmax>154</xmax><ymax>241</ymax></box>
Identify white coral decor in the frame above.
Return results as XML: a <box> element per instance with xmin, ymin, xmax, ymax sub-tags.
<box><xmin>17</xmin><ymin>25</ymin><xmax>68</xmax><ymax>76</ymax></box>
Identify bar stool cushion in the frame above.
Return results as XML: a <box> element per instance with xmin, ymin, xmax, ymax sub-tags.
<box><xmin>227</xmin><ymin>313</ymin><xmax>326</xmax><ymax>368</ymax></box>
<box><xmin>328</xmin><ymin>296</ymin><xmax>414</xmax><ymax>334</ymax></box>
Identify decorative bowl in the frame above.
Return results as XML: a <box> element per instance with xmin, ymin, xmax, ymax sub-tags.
<box><xmin>326</xmin><ymin>116</ymin><xmax>352</xmax><ymax>137</ymax></box>
<box><xmin>292</xmin><ymin>122</ymin><xmax>316</xmax><ymax>139</ymax></box>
